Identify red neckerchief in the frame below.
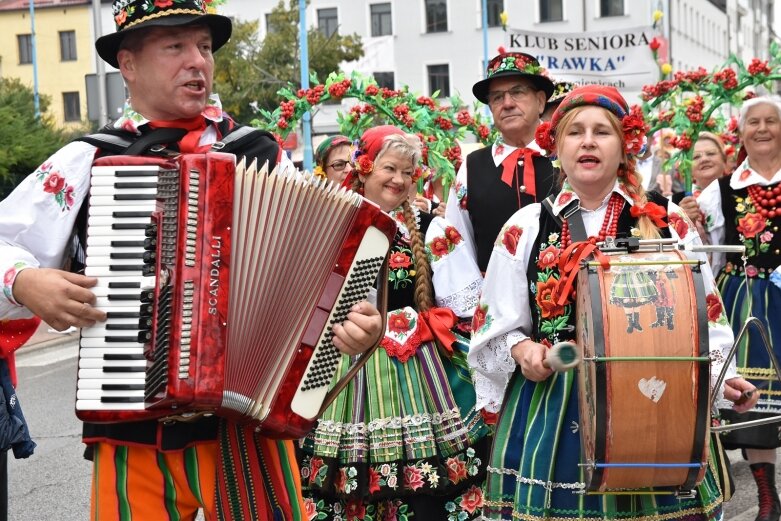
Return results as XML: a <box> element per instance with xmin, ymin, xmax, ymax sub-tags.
<box><xmin>148</xmin><ymin>117</ymin><xmax>209</xmax><ymax>153</ymax></box>
<box><xmin>500</xmin><ymin>147</ymin><xmax>539</xmax><ymax>198</ymax></box>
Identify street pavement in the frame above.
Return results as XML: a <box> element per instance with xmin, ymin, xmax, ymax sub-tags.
<box><xmin>4</xmin><ymin>322</ymin><xmax>780</xmax><ymax>519</ymax></box>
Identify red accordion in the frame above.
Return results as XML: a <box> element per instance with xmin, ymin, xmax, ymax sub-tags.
<box><xmin>76</xmin><ymin>153</ymin><xmax>396</xmax><ymax>438</ymax></box>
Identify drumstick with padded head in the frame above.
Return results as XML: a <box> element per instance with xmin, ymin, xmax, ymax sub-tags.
<box><xmin>542</xmin><ymin>342</ymin><xmax>581</xmax><ymax>371</ymax></box>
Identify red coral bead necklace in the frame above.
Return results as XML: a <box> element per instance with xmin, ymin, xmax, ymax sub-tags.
<box><xmin>560</xmin><ymin>192</ymin><xmax>624</xmax><ymax>249</ymax></box>
<box><xmin>747</xmin><ymin>183</ymin><xmax>781</xmax><ymax>219</ymax></box>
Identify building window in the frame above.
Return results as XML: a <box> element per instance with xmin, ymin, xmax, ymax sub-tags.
<box><xmin>425</xmin><ymin>0</ymin><xmax>448</xmax><ymax>33</ymax></box>
<box><xmin>600</xmin><ymin>0</ymin><xmax>624</xmax><ymax>16</ymax></box>
<box><xmin>427</xmin><ymin>64</ymin><xmax>450</xmax><ymax>97</ymax></box>
<box><xmin>63</xmin><ymin>92</ymin><xmax>81</xmax><ymax>122</ymax></box>
<box><xmin>486</xmin><ymin>0</ymin><xmax>504</xmax><ymax>27</ymax></box>
<box><xmin>265</xmin><ymin>13</ymin><xmax>276</xmax><ymax>34</ymax></box>
<box><xmin>374</xmin><ymin>71</ymin><xmax>394</xmax><ymax>89</ymax></box>
<box><xmin>317</xmin><ymin>8</ymin><xmax>338</xmax><ymax>37</ymax></box>
<box><xmin>60</xmin><ymin>30</ymin><xmax>77</xmax><ymax>61</ymax></box>
<box><xmin>370</xmin><ymin>3</ymin><xmax>392</xmax><ymax>36</ymax></box>
<box><xmin>540</xmin><ymin>0</ymin><xmax>563</xmax><ymax>22</ymax></box>
<box><xmin>17</xmin><ymin>34</ymin><xmax>32</xmax><ymax>65</ymax></box>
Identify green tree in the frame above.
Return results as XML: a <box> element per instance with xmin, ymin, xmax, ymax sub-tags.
<box><xmin>214</xmin><ymin>0</ymin><xmax>364</xmax><ymax>123</ymax></box>
<box><xmin>0</xmin><ymin>78</ymin><xmax>73</xmax><ymax>198</ymax></box>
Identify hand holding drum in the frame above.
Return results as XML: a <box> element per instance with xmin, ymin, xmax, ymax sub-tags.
<box><xmin>542</xmin><ymin>342</ymin><xmax>581</xmax><ymax>371</ymax></box>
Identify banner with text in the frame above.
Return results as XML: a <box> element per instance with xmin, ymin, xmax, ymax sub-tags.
<box><xmin>506</xmin><ymin>26</ymin><xmax>658</xmax><ymax>90</ymax></box>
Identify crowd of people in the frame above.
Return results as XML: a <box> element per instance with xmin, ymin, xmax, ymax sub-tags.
<box><xmin>0</xmin><ymin>1</ymin><xmax>779</xmax><ymax>520</ymax></box>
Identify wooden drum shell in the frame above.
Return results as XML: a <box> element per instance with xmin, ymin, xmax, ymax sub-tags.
<box><xmin>575</xmin><ymin>250</ymin><xmax>710</xmax><ymax>492</ymax></box>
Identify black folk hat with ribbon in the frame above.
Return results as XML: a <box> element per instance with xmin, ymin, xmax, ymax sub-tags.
<box><xmin>96</xmin><ymin>0</ymin><xmax>232</xmax><ymax>68</ymax></box>
<box><xmin>472</xmin><ymin>52</ymin><xmax>555</xmax><ymax>104</ymax></box>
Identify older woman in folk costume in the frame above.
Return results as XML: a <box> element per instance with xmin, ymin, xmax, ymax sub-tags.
<box><xmin>698</xmin><ymin>96</ymin><xmax>781</xmax><ymax>521</ymax></box>
<box><xmin>298</xmin><ymin>125</ymin><xmax>489</xmax><ymax>520</ymax></box>
<box><xmin>468</xmin><ymin>85</ymin><xmax>757</xmax><ymax>521</ymax></box>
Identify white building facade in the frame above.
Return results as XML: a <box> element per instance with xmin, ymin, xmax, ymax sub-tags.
<box><xmin>91</xmin><ymin>0</ymin><xmax>778</xmax><ymax>130</ymax></box>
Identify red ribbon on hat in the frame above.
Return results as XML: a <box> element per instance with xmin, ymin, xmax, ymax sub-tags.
<box><xmin>417</xmin><ymin>307</ymin><xmax>458</xmax><ymax>357</ymax></box>
<box><xmin>630</xmin><ymin>201</ymin><xmax>669</xmax><ymax>228</ymax></box>
<box><xmin>500</xmin><ymin>148</ymin><xmax>539</xmax><ymax>197</ymax></box>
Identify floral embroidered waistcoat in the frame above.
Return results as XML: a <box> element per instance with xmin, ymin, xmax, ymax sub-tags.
<box><xmin>718</xmin><ymin>176</ymin><xmax>781</xmax><ymax>274</ymax></box>
<box><xmin>526</xmin><ymin>192</ymin><xmax>672</xmax><ymax>345</ymax></box>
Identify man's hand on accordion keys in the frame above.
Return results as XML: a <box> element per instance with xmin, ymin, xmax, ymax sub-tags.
<box><xmin>331</xmin><ymin>300</ymin><xmax>383</xmax><ymax>356</ymax></box>
<box><xmin>12</xmin><ymin>268</ymin><xmax>107</xmax><ymax>331</ymax></box>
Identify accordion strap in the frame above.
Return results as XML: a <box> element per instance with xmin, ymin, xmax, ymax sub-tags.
<box><xmin>317</xmin><ymin>259</ymin><xmax>390</xmax><ymax>416</ymax></box>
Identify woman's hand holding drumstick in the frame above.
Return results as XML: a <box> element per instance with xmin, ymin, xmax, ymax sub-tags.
<box><xmin>511</xmin><ymin>339</ymin><xmax>580</xmax><ymax>381</ymax></box>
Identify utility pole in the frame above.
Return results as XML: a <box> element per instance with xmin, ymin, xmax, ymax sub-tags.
<box><xmin>92</xmin><ymin>0</ymin><xmax>108</xmax><ymax>126</ymax></box>
<box><xmin>29</xmin><ymin>0</ymin><xmax>40</xmax><ymax>121</ymax></box>
<box><xmin>299</xmin><ymin>0</ymin><xmax>313</xmax><ymax>171</ymax></box>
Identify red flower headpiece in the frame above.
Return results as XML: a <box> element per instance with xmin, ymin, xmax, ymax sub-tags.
<box><xmin>535</xmin><ymin>85</ymin><xmax>649</xmax><ymax>157</ymax></box>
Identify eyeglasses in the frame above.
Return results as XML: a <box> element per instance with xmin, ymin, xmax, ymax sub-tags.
<box><xmin>327</xmin><ymin>160</ymin><xmax>350</xmax><ymax>171</ymax></box>
<box><xmin>487</xmin><ymin>85</ymin><xmax>533</xmax><ymax>107</ymax></box>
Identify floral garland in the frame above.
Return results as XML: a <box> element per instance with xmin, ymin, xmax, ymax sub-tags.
<box><xmin>641</xmin><ymin>40</ymin><xmax>781</xmax><ymax>190</ymax></box>
<box><xmin>252</xmin><ymin>71</ymin><xmax>498</xmax><ymax>191</ymax></box>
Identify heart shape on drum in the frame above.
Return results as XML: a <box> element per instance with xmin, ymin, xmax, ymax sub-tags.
<box><xmin>638</xmin><ymin>377</ymin><xmax>667</xmax><ymax>403</ymax></box>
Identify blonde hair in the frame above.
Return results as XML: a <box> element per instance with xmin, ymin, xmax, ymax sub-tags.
<box><xmin>556</xmin><ymin>106</ymin><xmax>662</xmax><ymax>239</ymax></box>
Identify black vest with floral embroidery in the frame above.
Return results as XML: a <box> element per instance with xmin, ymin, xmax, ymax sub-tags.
<box><xmin>526</xmin><ymin>191</ymin><xmax>672</xmax><ymax>344</ymax></box>
<box><xmin>718</xmin><ymin>176</ymin><xmax>781</xmax><ymax>272</ymax></box>
<box><xmin>387</xmin><ymin>211</ymin><xmax>432</xmax><ymax>311</ymax></box>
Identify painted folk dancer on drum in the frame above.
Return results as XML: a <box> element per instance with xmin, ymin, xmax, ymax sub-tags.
<box><xmin>298</xmin><ymin>126</ymin><xmax>490</xmax><ymax>520</ymax></box>
<box><xmin>698</xmin><ymin>95</ymin><xmax>781</xmax><ymax>521</ymax></box>
<box><xmin>446</xmin><ymin>51</ymin><xmax>557</xmax><ymax>273</ymax></box>
<box><xmin>0</xmin><ymin>1</ymin><xmax>383</xmax><ymax>519</ymax></box>
<box><xmin>468</xmin><ymin>85</ymin><xmax>758</xmax><ymax>521</ymax></box>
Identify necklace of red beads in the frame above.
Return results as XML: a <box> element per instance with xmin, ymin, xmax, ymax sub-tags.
<box><xmin>560</xmin><ymin>192</ymin><xmax>625</xmax><ymax>249</ymax></box>
<box><xmin>747</xmin><ymin>183</ymin><xmax>781</xmax><ymax>219</ymax></box>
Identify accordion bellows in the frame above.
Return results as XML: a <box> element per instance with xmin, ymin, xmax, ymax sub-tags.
<box><xmin>76</xmin><ymin>153</ymin><xmax>396</xmax><ymax>438</ymax></box>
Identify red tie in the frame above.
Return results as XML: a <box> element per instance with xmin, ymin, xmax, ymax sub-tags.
<box><xmin>148</xmin><ymin>117</ymin><xmax>209</xmax><ymax>153</ymax></box>
<box><xmin>500</xmin><ymin>147</ymin><xmax>539</xmax><ymax>198</ymax></box>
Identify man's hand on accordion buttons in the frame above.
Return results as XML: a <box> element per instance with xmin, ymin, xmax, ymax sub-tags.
<box><xmin>12</xmin><ymin>268</ymin><xmax>107</xmax><ymax>331</ymax></box>
<box><xmin>331</xmin><ymin>301</ymin><xmax>383</xmax><ymax>356</ymax></box>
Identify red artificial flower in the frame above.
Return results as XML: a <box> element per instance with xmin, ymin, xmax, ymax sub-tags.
<box><xmin>355</xmin><ymin>155</ymin><xmax>374</xmax><ymax>174</ymax></box>
<box><xmin>649</xmin><ymin>37</ymin><xmax>661</xmax><ymax>52</ymax></box>
<box><xmin>114</xmin><ymin>10</ymin><xmax>127</xmax><ymax>25</ymax></box>
<box><xmin>536</xmin><ymin>278</ymin><xmax>566</xmax><ymax>319</ymax></box>
<box><xmin>387</xmin><ymin>311</ymin><xmax>411</xmax><ymax>333</ymax></box>
<box><xmin>154</xmin><ymin>0</ymin><xmax>173</xmax><ymax>7</ymax></box>
<box><xmin>535</xmin><ymin>121</ymin><xmax>555</xmax><ymax>154</ymax></box>
<box><xmin>622</xmin><ymin>106</ymin><xmax>648</xmax><ymax>155</ymax></box>
<box><xmin>737</xmin><ymin>212</ymin><xmax>767</xmax><ymax>238</ymax></box>
<box><xmin>706</xmin><ymin>293</ymin><xmax>723</xmax><ymax>322</ymax></box>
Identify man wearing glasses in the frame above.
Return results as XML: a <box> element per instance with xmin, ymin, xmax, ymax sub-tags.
<box><xmin>445</xmin><ymin>52</ymin><xmax>557</xmax><ymax>273</ymax></box>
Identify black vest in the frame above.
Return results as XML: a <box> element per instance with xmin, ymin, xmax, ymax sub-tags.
<box><xmin>465</xmin><ymin>147</ymin><xmax>555</xmax><ymax>272</ymax></box>
<box><xmin>718</xmin><ymin>176</ymin><xmax>781</xmax><ymax>270</ymax></box>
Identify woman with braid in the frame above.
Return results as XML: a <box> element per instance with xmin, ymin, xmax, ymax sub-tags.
<box><xmin>468</xmin><ymin>85</ymin><xmax>757</xmax><ymax>520</ymax></box>
<box><xmin>298</xmin><ymin>126</ymin><xmax>490</xmax><ymax>520</ymax></box>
